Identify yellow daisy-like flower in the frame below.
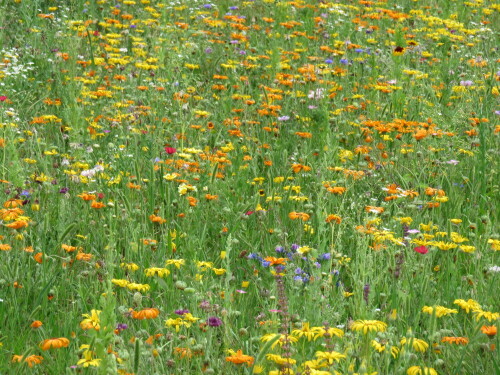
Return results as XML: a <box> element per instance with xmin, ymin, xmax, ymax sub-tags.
<box><xmin>473</xmin><ymin>309</ymin><xmax>500</xmax><ymax>322</ymax></box>
<box><xmin>314</xmin><ymin>350</ymin><xmax>346</xmax><ymax>364</ymax></box>
<box><xmin>291</xmin><ymin>322</ymin><xmax>322</xmax><ymax>341</ymax></box>
<box><xmin>144</xmin><ymin>267</ymin><xmax>170</xmax><ymax>278</ymax></box>
<box><xmin>350</xmin><ymin>320</ymin><xmax>387</xmax><ymax>334</ymax></box>
<box><xmin>407</xmin><ymin>366</ymin><xmax>438</xmax><ymax>375</ymax></box>
<box><xmin>400</xmin><ymin>337</ymin><xmax>429</xmax><ymax>352</ymax></box>
<box><xmin>454</xmin><ymin>299</ymin><xmax>481</xmax><ymax>313</ymax></box>
<box><xmin>80</xmin><ymin>310</ymin><xmax>101</xmax><ymax>330</ymax></box>
<box><xmin>422</xmin><ymin>305</ymin><xmax>458</xmax><ymax>317</ymax></box>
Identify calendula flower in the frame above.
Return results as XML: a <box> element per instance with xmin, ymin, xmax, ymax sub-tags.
<box><xmin>325</xmin><ymin>214</ymin><xmax>342</xmax><ymax>224</ymax></box>
<box><xmin>132</xmin><ymin>308</ymin><xmax>160</xmax><ymax>320</ymax></box>
<box><xmin>480</xmin><ymin>325</ymin><xmax>497</xmax><ymax>337</ymax></box>
<box><xmin>149</xmin><ymin>214</ymin><xmax>166</xmax><ymax>224</ymax></box>
<box><xmin>350</xmin><ymin>320</ymin><xmax>387</xmax><ymax>334</ymax></box>
<box><xmin>12</xmin><ymin>355</ymin><xmax>44</xmax><ymax>367</ymax></box>
<box><xmin>40</xmin><ymin>337</ymin><xmax>70</xmax><ymax>350</ymax></box>
<box><xmin>225</xmin><ymin>349</ymin><xmax>254</xmax><ymax>366</ymax></box>
<box><xmin>31</xmin><ymin>320</ymin><xmax>43</xmax><ymax>328</ymax></box>
<box><xmin>441</xmin><ymin>336</ymin><xmax>469</xmax><ymax>345</ymax></box>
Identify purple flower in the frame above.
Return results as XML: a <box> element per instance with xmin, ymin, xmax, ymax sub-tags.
<box><xmin>59</xmin><ymin>187</ymin><xmax>69</xmax><ymax>194</ymax></box>
<box><xmin>277</xmin><ymin>116</ymin><xmax>290</xmax><ymax>121</ymax></box>
<box><xmin>275</xmin><ymin>246</ymin><xmax>284</xmax><ymax>253</ymax></box>
<box><xmin>290</xmin><ymin>244</ymin><xmax>299</xmax><ymax>252</ymax></box>
<box><xmin>460</xmin><ymin>80</ymin><xmax>473</xmax><ymax>86</ymax></box>
<box><xmin>229</xmin><ymin>6</ymin><xmax>238</xmax><ymax>10</ymax></box>
<box><xmin>207</xmin><ymin>316</ymin><xmax>223</xmax><ymax>327</ymax></box>
<box><xmin>340</xmin><ymin>58</ymin><xmax>349</xmax><ymax>65</ymax></box>
<box><xmin>205</xmin><ymin>48</ymin><xmax>213</xmax><ymax>54</ymax></box>
<box><xmin>325</xmin><ymin>58</ymin><xmax>333</xmax><ymax>64</ymax></box>
<box><xmin>116</xmin><ymin>323</ymin><xmax>128</xmax><ymax>330</ymax></box>
<box><xmin>203</xmin><ymin>4</ymin><xmax>212</xmax><ymax>9</ymax></box>
<box><xmin>175</xmin><ymin>309</ymin><xmax>190</xmax><ymax>315</ymax></box>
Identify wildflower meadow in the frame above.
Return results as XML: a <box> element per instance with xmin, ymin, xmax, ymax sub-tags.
<box><xmin>0</xmin><ymin>0</ymin><xmax>499</xmax><ymax>374</ymax></box>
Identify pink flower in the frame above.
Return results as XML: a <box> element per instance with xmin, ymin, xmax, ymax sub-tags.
<box><xmin>0</xmin><ymin>96</ymin><xmax>7</xmax><ymax>102</ymax></box>
<box><xmin>164</xmin><ymin>147</ymin><xmax>177</xmax><ymax>154</ymax></box>
<box><xmin>414</xmin><ymin>246</ymin><xmax>428</xmax><ymax>254</ymax></box>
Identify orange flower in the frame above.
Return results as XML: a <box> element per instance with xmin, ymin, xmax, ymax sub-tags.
<box><xmin>0</xmin><ymin>243</ymin><xmax>12</xmax><ymax>251</ymax></box>
<box><xmin>78</xmin><ymin>193</ymin><xmax>96</xmax><ymax>201</ymax></box>
<box><xmin>40</xmin><ymin>337</ymin><xmax>70</xmax><ymax>350</ymax></box>
<box><xmin>31</xmin><ymin>320</ymin><xmax>43</xmax><ymax>328</ymax></box>
<box><xmin>264</xmin><ymin>257</ymin><xmax>287</xmax><ymax>266</ymax></box>
<box><xmin>149</xmin><ymin>214</ymin><xmax>167</xmax><ymax>224</ymax></box>
<box><xmin>365</xmin><ymin>206</ymin><xmax>384</xmax><ymax>214</ymax></box>
<box><xmin>90</xmin><ymin>200</ymin><xmax>105</xmax><ymax>209</ymax></box>
<box><xmin>327</xmin><ymin>186</ymin><xmax>346</xmax><ymax>195</ymax></box>
<box><xmin>441</xmin><ymin>337</ymin><xmax>469</xmax><ymax>345</ymax></box>
<box><xmin>62</xmin><ymin>244</ymin><xmax>78</xmax><ymax>252</ymax></box>
<box><xmin>225</xmin><ymin>349</ymin><xmax>254</xmax><ymax>366</ymax></box>
<box><xmin>4</xmin><ymin>199</ymin><xmax>23</xmax><ymax>208</ymax></box>
<box><xmin>76</xmin><ymin>252</ymin><xmax>93</xmax><ymax>261</ymax></box>
<box><xmin>0</xmin><ymin>207</ymin><xmax>24</xmax><ymax>220</ymax></box>
<box><xmin>34</xmin><ymin>252</ymin><xmax>43</xmax><ymax>264</ymax></box>
<box><xmin>325</xmin><ymin>214</ymin><xmax>342</xmax><ymax>224</ymax></box>
<box><xmin>481</xmin><ymin>325</ymin><xmax>497</xmax><ymax>337</ymax></box>
<box><xmin>288</xmin><ymin>212</ymin><xmax>310</xmax><ymax>221</ymax></box>
<box><xmin>12</xmin><ymin>355</ymin><xmax>43</xmax><ymax>367</ymax></box>
<box><xmin>132</xmin><ymin>308</ymin><xmax>160</xmax><ymax>320</ymax></box>
<box><xmin>5</xmin><ymin>219</ymin><xmax>29</xmax><ymax>229</ymax></box>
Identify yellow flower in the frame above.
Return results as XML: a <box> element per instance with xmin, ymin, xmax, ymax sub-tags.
<box><xmin>400</xmin><ymin>337</ymin><xmax>429</xmax><ymax>352</ymax></box>
<box><xmin>407</xmin><ymin>366</ymin><xmax>438</xmax><ymax>375</ymax></box>
<box><xmin>291</xmin><ymin>322</ymin><xmax>322</xmax><ymax>341</ymax></box>
<box><xmin>314</xmin><ymin>350</ymin><xmax>346</xmax><ymax>364</ymax></box>
<box><xmin>80</xmin><ymin>310</ymin><xmax>101</xmax><ymax>330</ymax></box>
<box><xmin>473</xmin><ymin>309</ymin><xmax>500</xmax><ymax>322</ymax></box>
<box><xmin>144</xmin><ymin>267</ymin><xmax>170</xmax><ymax>278</ymax></box>
<box><xmin>350</xmin><ymin>320</ymin><xmax>387</xmax><ymax>334</ymax></box>
<box><xmin>77</xmin><ymin>349</ymin><xmax>101</xmax><ymax>367</ymax></box>
<box><xmin>422</xmin><ymin>305</ymin><xmax>458</xmax><ymax>317</ymax></box>
<box><xmin>371</xmin><ymin>339</ymin><xmax>385</xmax><ymax>352</ymax></box>
<box><xmin>166</xmin><ymin>259</ymin><xmax>186</xmax><ymax>268</ymax></box>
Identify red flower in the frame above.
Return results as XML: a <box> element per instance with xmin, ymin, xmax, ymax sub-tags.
<box><xmin>414</xmin><ymin>246</ymin><xmax>428</xmax><ymax>254</ymax></box>
<box><xmin>165</xmin><ymin>147</ymin><xmax>177</xmax><ymax>154</ymax></box>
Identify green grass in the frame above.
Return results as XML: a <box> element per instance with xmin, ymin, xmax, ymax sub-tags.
<box><xmin>0</xmin><ymin>0</ymin><xmax>499</xmax><ymax>374</ymax></box>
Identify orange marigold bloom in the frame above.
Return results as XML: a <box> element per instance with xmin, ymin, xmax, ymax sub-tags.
<box><xmin>149</xmin><ymin>214</ymin><xmax>167</xmax><ymax>224</ymax></box>
<box><xmin>325</xmin><ymin>214</ymin><xmax>342</xmax><ymax>224</ymax></box>
<box><xmin>327</xmin><ymin>186</ymin><xmax>346</xmax><ymax>195</ymax></box>
<box><xmin>31</xmin><ymin>320</ymin><xmax>43</xmax><ymax>328</ymax></box>
<box><xmin>264</xmin><ymin>257</ymin><xmax>287</xmax><ymax>266</ymax></box>
<box><xmin>34</xmin><ymin>252</ymin><xmax>43</xmax><ymax>264</ymax></box>
<box><xmin>76</xmin><ymin>252</ymin><xmax>93</xmax><ymax>261</ymax></box>
<box><xmin>62</xmin><ymin>244</ymin><xmax>79</xmax><ymax>252</ymax></box>
<box><xmin>132</xmin><ymin>308</ymin><xmax>160</xmax><ymax>320</ymax></box>
<box><xmin>225</xmin><ymin>349</ymin><xmax>254</xmax><ymax>366</ymax></box>
<box><xmin>40</xmin><ymin>337</ymin><xmax>70</xmax><ymax>350</ymax></box>
<box><xmin>78</xmin><ymin>193</ymin><xmax>96</xmax><ymax>201</ymax></box>
<box><xmin>12</xmin><ymin>355</ymin><xmax>44</xmax><ymax>367</ymax></box>
<box><xmin>5</xmin><ymin>220</ymin><xmax>29</xmax><ymax>229</ymax></box>
<box><xmin>288</xmin><ymin>212</ymin><xmax>310</xmax><ymax>221</ymax></box>
<box><xmin>481</xmin><ymin>325</ymin><xmax>497</xmax><ymax>337</ymax></box>
<box><xmin>0</xmin><ymin>243</ymin><xmax>12</xmax><ymax>251</ymax></box>
<box><xmin>90</xmin><ymin>200</ymin><xmax>105</xmax><ymax>209</ymax></box>
<box><xmin>4</xmin><ymin>198</ymin><xmax>23</xmax><ymax>208</ymax></box>
<box><xmin>365</xmin><ymin>206</ymin><xmax>384</xmax><ymax>214</ymax></box>
<box><xmin>441</xmin><ymin>337</ymin><xmax>469</xmax><ymax>345</ymax></box>
<box><xmin>0</xmin><ymin>207</ymin><xmax>24</xmax><ymax>220</ymax></box>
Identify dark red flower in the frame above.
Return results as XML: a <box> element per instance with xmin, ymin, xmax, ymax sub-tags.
<box><xmin>165</xmin><ymin>147</ymin><xmax>177</xmax><ymax>154</ymax></box>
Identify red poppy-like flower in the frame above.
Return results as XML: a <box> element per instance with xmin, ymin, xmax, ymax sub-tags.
<box><xmin>165</xmin><ymin>147</ymin><xmax>177</xmax><ymax>154</ymax></box>
<box><xmin>414</xmin><ymin>246</ymin><xmax>429</xmax><ymax>254</ymax></box>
